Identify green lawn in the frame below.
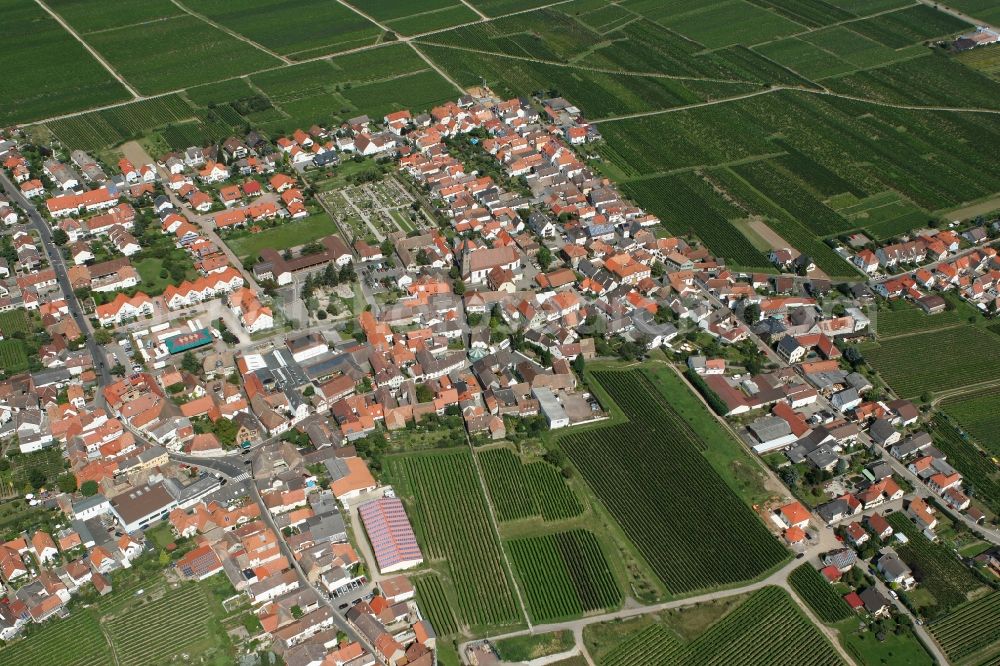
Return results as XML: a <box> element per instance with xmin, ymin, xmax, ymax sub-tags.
<box><xmin>838</xmin><ymin>617</ymin><xmax>934</xmax><ymax>666</ymax></box>
<box><xmin>226</xmin><ymin>213</ymin><xmax>339</xmax><ymax>258</ymax></box>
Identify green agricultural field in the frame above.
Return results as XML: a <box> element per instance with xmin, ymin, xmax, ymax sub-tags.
<box><xmin>387</xmin><ymin>5</ymin><xmax>480</xmax><ymax>35</ymax></box>
<box><xmin>956</xmin><ymin>44</ymin><xmax>1000</xmax><ymax>80</ymax></box>
<box><xmin>341</xmin><ymin>69</ymin><xmax>459</xmax><ymax>120</ymax></box>
<box><xmin>929</xmin><ymin>591</ymin><xmax>1000</xmax><ymax>664</ymax></box>
<box><xmin>648</xmin><ymin>0</ymin><xmax>804</xmax><ymax>48</ymax></box>
<box><xmin>788</xmin><ymin>564</ymin><xmax>853</xmax><ymax>624</ymax></box>
<box><xmin>621</xmin><ymin>173</ymin><xmax>771</xmax><ymax>270</ymax></box>
<box><xmin>47</xmin><ymin>0</ymin><xmax>183</xmax><ymax>33</ymax></box>
<box><xmin>226</xmin><ymin>214</ymin><xmax>339</xmax><ymax>258</ymax></box>
<box><xmin>508</xmin><ymin>529</ymin><xmax>622</xmax><ymax>622</ymax></box>
<box><xmin>48</xmin><ymin>95</ymin><xmax>197</xmax><ymax>151</ymax></box>
<box><xmin>0</xmin><ymin>309</ymin><xmax>31</xmax><ymax>336</ymax></box>
<box><xmin>104</xmin><ymin>583</ymin><xmax>230</xmax><ymax>665</ymax></box>
<box><xmin>944</xmin><ymin>0</ymin><xmax>1000</xmax><ymax>23</ymax></box>
<box><xmin>0</xmin><ymin>339</ymin><xmax>29</xmax><ymax>375</ymax></box>
<box><xmin>929</xmin><ymin>419</ymin><xmax>1000</xmax><ymax>519</ymax></box>
<box><xmin>0</xmin><ymin>0</ymin><xmax>129</xmax><ymax>125</ymax></box>
<box><xmin>596</xmin><ymin>586</ymin><xmax>842</xmax><ymax>666</ymax></box>
<box><xmin>385</xmin><ymin>449</ymin><xmax>523</xmax><ymax>630</ymax></box>
<box><xmin>887</xmin><ymin>513</ymin><xmax>988</xmax><ymax>619</ymax></box>
<box><xmin>872</xmin><ymin>301</ymin><xmax>966</xmax><ymax>339</ymax></box>
<box><xmin>414</xmin><ymin>574</ymin><xmax>459</xmax><ymax>636</ymax></box>
<box><xmin>189</xmin><ymin>0</ymin><xmax>383</xmax><ymax>59</ymax></box>
<box><xmin>849</xmin><ymin>5</ymin><xmax>970</xmax><ymax>49</ymax></box>
<box><xmin>831</xmin><ymin>191</ymin><xmax>931</xmax><ymax>240</ymax></box>
<box><xmin>559</xmin><ymin>369</ymin><xmax>787</xmax><ymax>595</ymax></box>
<box><xmin>941</xmin><ymin>390</ymin><xmax>1000</xmax><ymax>456</ymax></box>
<box><xmin>0</xmin><ymin>610</ymin><xmax>111</xmax><ymax>666</ymax></box>
<box><xmin>478</xmin><ymin>447</ymin><xmax>582</xmax><ymax>522</ymax></box>
<box><xmin>348</xmin><ymin>0</ymin><xmax>460</xmax><ymax>22</ymax></box>
<box><xmin>84</xmin><ymin>15</ymin><xmax>281</xmax><ymax>94</ymax></box>
<box><xmin>862</xmin><ymin>325</ymin><xmax>1000</xmax><ymax>398</ymax></box>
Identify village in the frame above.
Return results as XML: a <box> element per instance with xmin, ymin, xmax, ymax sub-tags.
<box><xmin>0</xmin><ymin>78</ymin><xmax>998</xmax><ymax>666</ymax></box>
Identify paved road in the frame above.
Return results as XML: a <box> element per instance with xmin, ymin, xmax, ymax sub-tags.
<box><xmin>181</xmin><ymin>448</ymin><xmax>376</xmax><ymax>653</ymax></box>
<box><xmin>0</xmin><ymin>172</ymin><xmax>111</xmax><ymax>391</ymax></box>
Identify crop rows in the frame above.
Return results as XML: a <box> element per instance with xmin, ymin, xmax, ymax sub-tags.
<box><xmin>48</xmin><ymin>95</ymin><xmax>195</xmax><ymax>151</ymax></box>
<box><xmin>622</xmin><ymin>173</ymin><xmax>771</xmax><ymax>270</ymax></box>
<box><xmin>104</xmin><ymin>584</ymin><xmax>213</xmax><ymax>666</ymax></box>
<box><xmin>731</xmin><ymin>160</ymin><xmax>853</xmax><ymax>237</ymax></box>
<box><xmin>413</xmin><ymin>574</ymin><xmax>459</xmax><ymax>636</ymax></box>
<box><xmin>603</xmin><ymin>624</ymin><xmax>683</xmax><ymax>666</ymax></box>
<box><xmin>849</xmin><ymin>5</ymin><xmax>968</xmax><ymax>49</ymax></box>
<box><xmin>600</xmin><ymin>587</ymin><xmax>842</xmax><ymax>666</ymax></box>
<box><xmin>0</xmin><ymin>340</ymin><xmax>28</xmax><ymax>375</ymax></box>
<box><xmin>478</xmin><ymin>447</ymin><xmax>582</xmax><ymax>522</ymax></box>
<box><xmin>941</xmin><ymin>389</ymin><xmax>1000</xmax><ymax>456</ymax></box>
<box><xmin>929</xmin><ymin>591</ymin><xmax>1000</xmax><ymax>662</ymax></box>
<box><xmin>682</xmin><ymin>587</ymin><xmax>842</xmax><ymax>666</ymax></box>
<box><xmin>928</xmin><ymin>420</ymin><xmax>1000</xmax><ymax>516</ymax></box>
<box><xmin>559</xmin><ymin>370</ymin><xmax>787</xmax><ymax>594</ymax></box>
<box><xmin>744</xmin><ymin>0</ymin><xmax>853</xmax><ymax>28</ymax></box>
<box><xmin>873</xmin><ymin>303</ymin><xmax>964</xmax><ymax>339</ymax></box>
<box><xmin>863</xmin><ymin>325</ymin><xmax>1000</xmax><ymax>398</ymax></box>
<box><xmin>508</xmin><ymin>529</ymin><xmax>621</xmax><ymax>623</ymax></box>
<box><xmin>887</xmin><ymin>513</ymin><xmax>985</xmax><ymax>618</ymax></box>
<box><xmin>709</xmin><ymin>166</ymin><xmax>856</xmax><ymax>277</ymax></box>
<box><xmin>0</xmin><ymin>610</ymin><xmax>110</xmax><ymax>665</ymax></box>
<box><xmin>788</xmin><ymin>564</ymin><xmax>854</xmax><ymax>623</ymax></box>
<box><xmin>386</xmin><ymin>450</ymin><xmax>522</xmax><ymax>628</ymax></box>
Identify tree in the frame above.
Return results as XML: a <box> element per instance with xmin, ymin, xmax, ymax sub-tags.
<box><xmin>28</xmin><ymin>468</ymin><xmax>46</xmax><ymax>490</ymax></box>
<box><xmin>742</xmin><ymin>303</ymin><xmax>761</xmax><ymax>325</ymax></box>
<box><xmin>181</xmin><ymin>352</ymin><xmax>201</xmax><ymax>375</ymax></box>
<box><xmin>537</xmin><ymin>245</ymin><xmax>552</xmax><ymax>271</ymax></box>
<box><xmin>52</xmin><ymin>228</ymin><xmax>69</xmax><ymax>246</ymax></box>
<box><xmin>291</xmin><ymin>605</ymin><xmax>304</xmax><ymax>619</ymax></box>
<box><xmin>780</xmin><ymin>466</ymin><xmax>800</xmax><ymax>487</ymax></box>
<box><xmin>94</xmin><ymin>328</ymin><xmax>113</xmax><ymax>345</ymax></box>
<box><xmin>453</xmin><ymin>279</ymin><xmax>465</xmax><ymax>296</ymax></box>
<box><xmin>338</xmin><ymin>262</ymin><xmax>355</xmax><ymax>282</ymax></box>
<box><xmin>415</xmin><ymin>383</ymin><xmax>434</xmax><ymax>403</ymax></box>
<box><xmin>57</xmin><ymin>472</ymin><xmax>77</xmax><ymax>494</ymax></box>
<box><xmin>415</xmin><ymin>249</ymin><xmax>431</xmax><ymax>266</ymax></box>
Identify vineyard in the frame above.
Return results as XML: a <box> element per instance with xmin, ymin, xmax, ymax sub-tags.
<box><xmin>621</xmin><ymin>173</ymin><xmax>771</xmax><ymax>270</ymax></box>
<box><xmin>0</xmin><ymin>340</ymin><xmax>28</xmax><ymax>375</ymax></box>
<box><xmin>941</xmin><ymin>389</ymin><xmax>1000</xmax><ymax>455</ymax></box>
<box><xmin>385</xmin><ymin>450</ymin><xmax>523</xmax><ymax>629</ymax></box>
<box><xmin>862</xmin><ymin>325</ymin><xmax>1000</xmax><ymax>398</ymax></box>
<box><xmin>929</xmin><ymin>591</ymin><xmax>1000</xmax><ymax>664</ymax></box>
<box><xmin>0</xmin><ymin>310</ymin><xmax>31</xmax><ymax>336</ymax></box>
<box><xmin>478</xmin><ymin>447</ymin><xmax>582</xmax><ymax>522</ymax></box>
<box><xmin>887</xmin><ymin>513</ymin><xmax>986</xmax><ymax>619</ymax></box>
<box><xmin>48</xmin><ymin>95</ymin><xmax>196</xmax><ymax>151</ymax></box>
<box><xmin>559</xmin><ymin>370</ymin><xmax>787</xmax><ymax>595</ymax></box>
<box><xmin>103</xmin><ymin>583</ymin><xmax>226</xmax><ymax>665</ymax></box>
<box><xmin>507</xmin><ymin>529</ymin><xmax>621</xmax><ymax>623</ymax></box>
<box><xmin>929</xmin><ymin>419</ymin><xmax>1000</xmax><ymax>515</ymax></box>
<box><xmin>599</xmin><ymin>587</ymin><xmax>842</xmax><ymax>666</ymax></box>
<box><xmin>788</xmin><ymin>564</ymin><xmax>853</xmax><ymax>623</ymax></box>
<box><xmin>413</xmin><ymin>574</ymin><xmax>459</xmax><ymax>636</ymax></box>
<box><xmin>0</xmin><ymin>610</ymin><xmax>110</xmax><ymax>666</ymax></box>
<box><xmin>872</xmin><ymin>302</ymin><xmax>965</xmax><ymax>339</ymax></box>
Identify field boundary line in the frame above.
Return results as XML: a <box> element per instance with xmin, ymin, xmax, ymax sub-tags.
<box><xmin>784</xmin><ymin>585</ymin><xmax>859</xmax><ymax>666</ymax></box>
<box><xmin>413</xmin><ymin>40</ymin><xmax>762</xmax><ymax>85</ymax></box>
<box><xmin>83</xmin><ymin>14</ymin><xmax>186</xmax><ymax>36</ymax></box>
<box><xmin>409</xmin><ymin>43</ymin><xmax>467</xmax><ymax>94</ymax></box>
<box><xmin>33</xmin><ymin>0</ymin><xmax>141</xmax><ymax>99</ymax></box>
<box><xmin>466</xmin><ymin>435</ymin><xmax>531</xmax><ymax>628</ymax></box>
<box><xmin>166</xmin><ymin>0</ymin><xmax>292</xmax><ymax>64</ymax></box>
<box><xmin>456</xmin><ymin>0</ymin><xmax>488</xmax><ymax>21</ymax></box>
<box><xmin>593</xmin><ymin>85</ymin><xmax>1000</xmax><ymax>123</ymax></box>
